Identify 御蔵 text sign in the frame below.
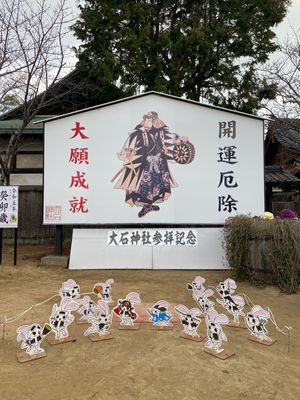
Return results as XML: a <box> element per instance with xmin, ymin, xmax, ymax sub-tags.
<box><xmin>0</xmin><ymin>186</ymin><xmax>18</xmax><ymax>228</ymax></box>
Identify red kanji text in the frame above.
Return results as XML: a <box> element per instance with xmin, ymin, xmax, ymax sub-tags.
<box><xmin>70</xmin><ymin>171</ymin><xmax>89</xmax><ymax>189</ymax></box>
<box><xmin>70</xmin><ymin>122</ymin><xmax>89</xmax><ymax>139</ymax></box>
<box><xmin>69</xmin><ymin>196</ymin><xmax>88</xmax><ymax>213</ymax></box>
<box><xmin>69</xmin><ymin>148</ymin><xmax>89</xmax><ymax>164</ymax></box>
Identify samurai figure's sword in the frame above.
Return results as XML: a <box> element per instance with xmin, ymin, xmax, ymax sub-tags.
<box><xmin>111</xmin><ymin>162</ymin><xmax>137</xmax><ymax>183</ymax></box>
<box><xmin>111</xmin><ymin>166</ymin><xmax>125</xmax><ymax>183</ymax></box>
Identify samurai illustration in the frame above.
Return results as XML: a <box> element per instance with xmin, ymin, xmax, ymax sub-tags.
<box><xmin>112</xmin><ymin>111</ymin><xmax>195</xmax><ymax>217</ymax></box>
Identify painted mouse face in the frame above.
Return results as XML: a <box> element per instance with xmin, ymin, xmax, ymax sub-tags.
<box><xmin>208</xmin><ymin>322</ymin><xmax>221</xmax><ymax>338</ymax></box>
<box><xmin>82</xmin><ymin>301</ymin><xmax>97</xmax><ymax>315</ymax></box>
<box><xmin>90</xmin><ymin>302</ymin><xmax>98</xmax><ymax>312</ymax></box>
<box><xmin>195</xmin><ymin>292</ymin><xmax>214</xmax><ymax>313</ymax></box>
<box><xmin>87</xmin><ymin>301</ymin><xmax>96</xmax><ymax>310</ymax></box>
<box><xmin>98</xmin><ymin>314</ymin><xmax>109</xmax><ymax>324</ymax></box>
<box><xmin>197</xmin><ymin>297</ymin><xmax>207</xmax><ymax>310</ymax></box>
<box><xmin>54</xmin><ymin>311</ymin><xmax>67</xmax><ymax>322</ymax></box>
<box><xmin>217</xmin><ymin>283</ymin><xmax>225</xmax><ymax>295</ymax></box>
<box><xmin>63</xmin><ymin>285</ymin><xmax>80</xmax><ymax>299</ymax></box>
<box><xmin>225</xmin><ymin>298</ymin><xmax>234</xmax><ymax>309</ymax></box>
<box><xmin>69</xmin><ymin>286</ymin><xmax>80</xmax><ymax>299</ymax></box>
<box><xmin>247</xmin><ymin>313</ymin><xmax>264</xmax><ymax>327</ymax></box>
<box><xmin>121</xmin><ymin>300</ymin><xmax>132</xmax><ymax>312</ymax></box>
<box><xmin>103</xmin><ymin>285</ymin><xmax>111</xmax><ymax>295</ymax></box>
<box><xmin>182</xmin><ymin>315</ymin><xmax>198</xmax><ymax>327</ymax></box>
<box><xmin>187</xmin><ymin>282</ymin><xmax>203</xmax><ymax>291</ymax></box>
<box><xmin>29</xmin><ymin>324</ymin><xmax>42</xmax><ymax>339</ymax></box>
<box><xmin>217</xmin><ymin>283</ymin><xmax>233</xmax><ymax>298</ymax></box>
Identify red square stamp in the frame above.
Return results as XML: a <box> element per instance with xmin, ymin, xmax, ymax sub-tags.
<box><xmin>45</xmin><ymin>206</ymin><xmax>62</xmax><ymax>222</ymax></box>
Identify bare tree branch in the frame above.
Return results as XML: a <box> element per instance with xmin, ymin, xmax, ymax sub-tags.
<box><xmin>260</xmin><ymin>29</ymin><xmax>300</xmax><ymax>127</ymax></box>
<box><xmin>0</xmin><ymin>0</ymin><xmax>75</xmax><ymax>185</ymax></box>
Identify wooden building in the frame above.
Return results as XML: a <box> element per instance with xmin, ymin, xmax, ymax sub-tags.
<box><xmin>265</xmin><ymin>119</ymin><xmax>300</xmax><ymax>213</ymax></box>
<box><xmin>265</xmin><ymin>119</ymin><xmax>300</xmax><ymax>178</ymax></box>
<box><xmin>0</xmin><ymin>69</ymin><xmax>125</xmax><ymax>242</ymax></box>
<box><xmin>0</xmin><ymin>68</ymin><xmax>125</xmax><ymax>186</ymax></box>
<box><xmin>265</xmin><ymin>165</ymin><xmax>299</xmax><ymax>213</ymax></box>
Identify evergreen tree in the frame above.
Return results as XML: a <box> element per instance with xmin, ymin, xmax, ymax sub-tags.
<box><xmin>73</xmin><ymin>0</ymin><xmax>290</xmax><ymax>112</ymax></box>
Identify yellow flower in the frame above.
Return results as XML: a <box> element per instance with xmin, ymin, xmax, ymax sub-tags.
<box><xmin>262</xmin><ymin>211</ymin><xmax>274</xmax><ymax>220</ymax></box>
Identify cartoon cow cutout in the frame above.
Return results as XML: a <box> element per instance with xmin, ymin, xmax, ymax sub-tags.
<box><xmin>84</xmin><ymin>300</ymin><xmax>113</xmax><ymax>338</ymax></box>
<box><xmin>93</xmin><ymin>279</ymin><xmax>114</xmax><ymax>304</ymax></box>
<box><xmin>175</xmin><ymin>304</ymin><xmax>202</xmax><ymax>338</ymax></box>
<box><xmin>17</xmin><ymin>323</ymin><xmax>52</xmax><ymax>356</ymax></box>
<box><xmin>49</xmin><ymin>298</ymin><xmax>79</xmax><ymax>340</ymax></box>
<box><xmin>192</xmin><ymin>289</ymin><xmax>215</xmax><ymax>314</ymax></box>
<box><xmin>216</xmin><ymin>278</ymin><xmax>245</xmax><ymax>324</ymax></box>
<box><xmin>77</xmin><ymin>295</ymin><xmax>98</xmax><ymax>322</ymax></box>
<box><xmin>187</xmin><ymin>276</ymin><xmax>206</xmax><ymax>292</ymax></box>
<box><xmin>205</xmin><ymin>310</ymin><xmax>229</xmax><ymax>353</ymax></box>
<box><xmin>59</xmin><ymin>279</ymin><xmax>80</xmax><ymax>300</ymax></box>
<box><xmin>245</xmin><ymin>305</ymin><xmax>273</xmax><ymax>343</ymax></box>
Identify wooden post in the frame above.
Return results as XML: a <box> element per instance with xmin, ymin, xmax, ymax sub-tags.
<box><xmin>0</xmin><ymin>229</ymin><xmax>2</xmax><ymax>264</ymax></box>
<box><xmin>55</xmin><ymin>225</ymin><xmax>63</xmax><ymax>256</ymax></box>
<box><xmin>14</xmin><ymin>228</ymin><xmax>18</xmax><ymax>266</ymax></box>
<box><xmin>265</xmin><ymin>183</ymin><xmax>273</xmax><ymax>212</ymax></box>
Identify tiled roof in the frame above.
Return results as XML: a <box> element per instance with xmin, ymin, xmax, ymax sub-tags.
<box><xmin>268</xmin><ymin>119</ymin><xmax>300</xmax><ymax>150</ymax></box>
<box><xmin>0</xmin><ymin>116</ymin><xmax>48</xmax><ymax>134</ymax></box>
<box><xmin>265</xmin><ymin>165</ymin><xmax>300</xmax><ymax>183</ymax></box>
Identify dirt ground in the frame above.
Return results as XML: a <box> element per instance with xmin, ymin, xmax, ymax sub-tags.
<box><xmin>0</xmin><ymin>244</ymin><xmax>299</xmax><ymax>400</ymax></box>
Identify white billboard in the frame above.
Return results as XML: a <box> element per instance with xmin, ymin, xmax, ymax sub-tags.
<box><xmin>43</xmin><ymin>92</ymin><xmax>264</xmax><ymax>224</ymax></box>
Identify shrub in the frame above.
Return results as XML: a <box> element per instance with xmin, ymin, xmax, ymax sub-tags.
<box><xmin>223</xmin><ymin>215</ymin><xmax>300</xmax><ymax>293</ymax></box>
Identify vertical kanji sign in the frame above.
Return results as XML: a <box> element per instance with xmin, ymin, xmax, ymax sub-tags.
<box><xmin>217</xmin><ymin>121</ymin><xmax>239</xmax><ymax>214</ymax></box>
<box><xmin>68</xmin><ymin>122</ymin><xmax>90</xmax><ymax>216</ymax></box>
<box><xmin>0</xmin><ymin>186</ymin><xmax>18</xmax><ymax>228</ymax></box>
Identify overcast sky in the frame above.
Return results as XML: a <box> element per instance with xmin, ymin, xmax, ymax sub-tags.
<box><xmin>68</xmin><ymin>0</ymin><xmax>300</xmax><ymax>59</ymax></box>
<box><xmin>274</xmin><ymin>0</ymin><xmax>300</xmax><ymax>40</ymax></box>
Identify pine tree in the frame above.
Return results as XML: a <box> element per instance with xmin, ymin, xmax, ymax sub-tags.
<box><xmin>73</xmin><ymin>0</ymin><xmax>290</xmax><ymax>112</ymax></box>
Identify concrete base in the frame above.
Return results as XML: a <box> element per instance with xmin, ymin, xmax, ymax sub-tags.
<box><xmin>40</xmin><ymin>255</ymin><xmax>69</xmax><ymax>268</ymax></box>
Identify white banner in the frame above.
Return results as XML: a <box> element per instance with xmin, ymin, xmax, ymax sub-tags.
<box><xmin>69</xmin><ymin>228</ymin><xmax>225</xmax><ymax>269</ymax></box>
<box><xmin>0</xmin><ymin>186</ymin><xmax>18</xmax><ymax>228</ymax></box>
<box><xmin>107</xmin><ymin>229</ymin><xmax>197</xmax><ymax>246</ymax></box>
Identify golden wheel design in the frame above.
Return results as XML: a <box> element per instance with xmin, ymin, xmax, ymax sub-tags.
<box><xmin>173</xmin><ymin>141</ymin><xmax>195</xmax><ymax>164</ymax></box>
